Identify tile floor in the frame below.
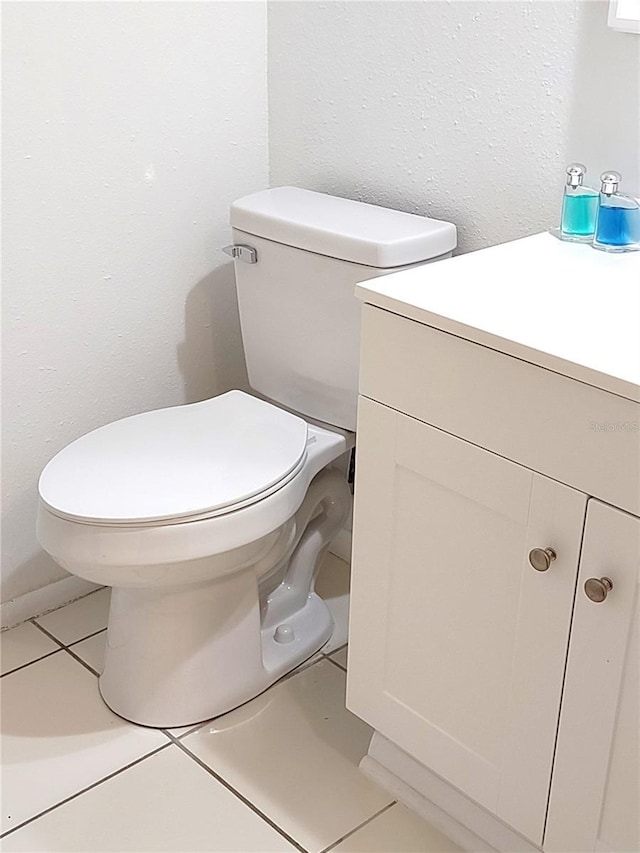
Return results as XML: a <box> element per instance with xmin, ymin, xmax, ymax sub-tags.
<box><xmin>0</xmin><ymin>554</ymin><xmax>460</xmax><ymax>853</ymax></box>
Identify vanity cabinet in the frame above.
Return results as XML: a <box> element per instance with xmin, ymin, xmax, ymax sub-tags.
<box><xmin>545</xmin><ymin>499</ymin><xmax>639</xmax><ymax>853</ymax></box>
<box><xmin>347</xmin><ymin>304</ymin><xmax>639</xmax><ymax>852</ymax></box>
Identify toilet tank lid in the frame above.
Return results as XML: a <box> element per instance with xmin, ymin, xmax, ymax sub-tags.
<box><xmin>230</xmin><ymin>187</ymin><xmax>457</xmax><ymax>268</ymax></box>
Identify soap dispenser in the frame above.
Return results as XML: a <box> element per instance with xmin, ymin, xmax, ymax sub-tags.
<box><xmin>559</xmin><ymin>163</ymin><xmax>598</xmax><ymax>242</ymax></box>
<box><xmin>592</xmin><ymin>171</ymin><xmax>640</xmax><ymax>252</ymax></box>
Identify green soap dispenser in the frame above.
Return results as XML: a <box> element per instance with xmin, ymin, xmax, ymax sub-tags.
<box><xmin>559</xmin><ymin>163</ymin><xmax>599</xmax><ymax>242</ymax></box>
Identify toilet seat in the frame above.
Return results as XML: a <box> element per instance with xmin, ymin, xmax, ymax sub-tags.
<box><xmin>38</xmin><ymin>391</ymin><xmax>309</xmax><ymax>527</ymax></box>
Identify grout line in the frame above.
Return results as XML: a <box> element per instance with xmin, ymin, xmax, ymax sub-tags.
<box><xmin>160</xmin><ymin>729</ymin><xmax>181</xmax><ymax>742</ymax></box>
<box><xmin>172</xmin><ymin>739</ymin><xmax>310</xmax><ymax>853</ymax></box>
<box><xmin>0</xmin><ymin>648</ymin><xmax>64</xmax><ymax>679</ymax></box>
<box><xmin>0</xmin><ymin>742</ymin><xmax>173</xmax><ymax>840</ymax></box>
<box><xmin>161</xmin><ymin>717</ymin><xmax>230</xmax><ymax>743</ymax></box>
<box><xmin>29</xmin><ymin>619</ymin><xmax>104</xmax><ymax>678</ymax></box>
<box><xmin>323</xmin><ymin>641</ymin><xmax>347</xmax><ymax>657</ymax></box>
<box><xmin>174</xmin><ymin>723</ymin><xmax>212</xmax><ymax>740</ymax></box>
<box><xmin>66</xmin><ymin>627</ymin><xmax>108</xmax><ymax>648</ymax></box>
<box><xmin>161</xmin><ymin>727</ymin><xmax>206</xmax><ymax>743</ymax></box>
<box><xmin>29</xmin><ymin>619</ymin><xmax>68</xmax><ymax>649</ymax></box>
<box><xmin>62</xmin><ymin>645</ymin><xmax>101</xmax><ymax>678</ymax></box>
<box><xmin>30</xmin><ymin>618</ymin><xmax>109</xmax><ymax>653</ymax></box>
<box><xmin>319</xmin><ymin>801</ymin><xmax>397</xmax><ymax>853</ymax></box>
<box><xmin>324</xmin><ymin>655</ymin><xmax>347</xmax><ymax>674</ymax></box>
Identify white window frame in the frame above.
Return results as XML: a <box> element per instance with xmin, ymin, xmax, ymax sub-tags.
<box><xmin>608</xmin><ymin>0</ymin><xmax>640</xmax><ymax>33</ymax></box>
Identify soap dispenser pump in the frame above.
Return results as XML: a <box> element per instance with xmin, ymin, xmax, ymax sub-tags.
<box><xmin>592</xmin><ymin>171</ymin><xmax>640</xmax><ymax>252</ymax></box>
<box><xmin>559</xmin><ymin>163</ymin><xmax>598</xmax><ymax>242</ymax></box>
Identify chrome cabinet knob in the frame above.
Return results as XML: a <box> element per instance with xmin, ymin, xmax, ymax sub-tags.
<box><xmin>584</xmin><ymin>577</ymin><xmax>613</xmax><ymax>603</ymax></box>
<box><xmin>529</xmin><ymin>547</ymin><xmax>557</xmax><ymax>572</ymax></box>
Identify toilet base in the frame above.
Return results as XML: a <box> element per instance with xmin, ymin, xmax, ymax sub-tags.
<box><xmin>98</xmin><ymin>466</ymin><xmax>350</xmax><ymax>728</ymax></box>
<box><xmin>99</xmin><ymin>581</ymin><xmax>333</xmax><ymax>729</ymax></box>
<box><xmin>260</xmin><ymin>590</ymin><xmax>333</xmax><ymax>675</ymax></box>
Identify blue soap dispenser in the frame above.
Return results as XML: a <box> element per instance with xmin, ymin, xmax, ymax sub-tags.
<box><xmin>559</xmin><ymin>163</ymin><xmax>599</xmax><ymax>242</ymax></box>
<box><xmin>593</xmin><ymin>171</ymin><xmax>640</xmax><ymax>252</ymax></box>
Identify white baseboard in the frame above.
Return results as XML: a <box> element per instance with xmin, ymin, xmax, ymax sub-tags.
<box><xmin>361</xmin><ymin>754</ymin><xmax>494</xmax><ymax>853</ymax></box>
<box><xmin>1</xmin><ymin>576</ymin><xmax>101</xmax><ymax>630</ymax></box>
<box><xmin>329</xmin><ymin>526</ymin><xmax>352</xmax><ymax>563</ymax></box>
<box><xmin>362</xmin><ymin>733</ymin><xmax>541</xmax><ymax>853</ymax></box>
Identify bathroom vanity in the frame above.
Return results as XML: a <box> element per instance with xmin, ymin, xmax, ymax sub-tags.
<box><xmin>347</xmin><ymin>233</ymin><xmax>640</xmax><ymax>853</ymax></box>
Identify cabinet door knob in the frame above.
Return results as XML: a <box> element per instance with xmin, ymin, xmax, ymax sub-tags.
<box><xmin>528</xmin><ymin>547</ymin><xmax>557</xmax><ymax>572</ymax></box>
<box><xmin>584</xmin><ymin>577</ymin><xmax>613</xmax><ymax>603</ymax></box>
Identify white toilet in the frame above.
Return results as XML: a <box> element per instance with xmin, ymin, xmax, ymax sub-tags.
<box><xmin>37</xmin><ymin>187</ymin><xmax>456</xmax><ymax>727</ymax></box>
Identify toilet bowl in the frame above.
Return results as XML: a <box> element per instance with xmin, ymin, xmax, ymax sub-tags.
<box><xmin>37</xmin><ymin>187</ymin><xmax>457</xmax><ymax>727</ymax></box>
<box><xmin>38</xmin><ymin>391</ymin><xmax>353</xmax><ymax>727</ymax></box>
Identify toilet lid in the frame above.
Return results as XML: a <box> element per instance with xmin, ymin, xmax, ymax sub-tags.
<box><xmin>38</xmin><ymin>391</ymin><xmax>309</xmax><ymax>525</ymax></box>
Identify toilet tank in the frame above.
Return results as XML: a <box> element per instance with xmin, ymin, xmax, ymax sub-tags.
<box><xmin>230</xmin><ymin>187</ymin><xmax>456</xmax><ymax>431</ymax></box>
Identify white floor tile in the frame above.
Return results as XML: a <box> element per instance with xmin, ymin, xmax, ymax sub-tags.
<box><xmin>69</xmin><ymin>630</ymin><xmax>106</xmax><ymax>673</ymax></box>
<box><xmin>0</xmin><ymin>651</ymin><xmax>167</xmax><ymax>834</ymax></box>
<box><xmin>332</xmin><ymin>802</ymin><xmax>462</xmax><ymax>852</ymax></box>
<box><xmin>1</xmin><ymin>745</ymin><xmax>299</xmax><ymax>852</ymax></box>
<box><xmin>316</xmin><ymin>552</ymin><xmax>350</xmax><ymax>654</ymax></box>
<box><xmin>183</xmin><ymin>659</ymin><xmax>392</xmax><ymax>853</ymax></box>
<box><xmin>330</xmin><ymin>645</ymin><xmax>348</xmax><ymax>670</ymax></box>
<box><xmin>35</xmin><ymin>589</ymin><xmax>111</xmax><ymax>645</ymax></box>
<box><xmin>1</xmin><ymin>623</ymin><xmax>60</xmax><ymax>676</ymax></box>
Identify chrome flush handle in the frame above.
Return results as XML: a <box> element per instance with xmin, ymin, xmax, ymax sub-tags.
<box><xmin>222</xmin><ymin>244</ymin><xmax>257</xmax><ymax>264</ymax></box>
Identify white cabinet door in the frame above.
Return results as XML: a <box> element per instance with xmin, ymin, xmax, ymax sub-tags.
<box><xmin>545</xmin><ymin>500</ymin><xmax>640</xmax><ymax>853</ymax></box>
<box><xmin>347</xmin><ymin>397</ymin><xmax>587</xmax><ymax>845</ymax></box>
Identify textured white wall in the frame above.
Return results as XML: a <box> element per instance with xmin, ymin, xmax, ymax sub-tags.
<box><xmin>2</xmin><ymin>2</ymin><xmax>268</xmax><ymax>605</ymax></box>
<box><xmin>268</xmin><ymin>0</ymin><xmax>639</xmax><ymax>253</ymax></box>
<box><xmin>4</xmin><ymin>0</ymin><xmax>638</xmax><ymax>616</ymax></box>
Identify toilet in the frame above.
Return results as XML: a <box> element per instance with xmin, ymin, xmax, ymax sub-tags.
<box><xmin>37</xmin><ymin>187</ymin><xmax>456</xmax><ymax>727</ymax></box>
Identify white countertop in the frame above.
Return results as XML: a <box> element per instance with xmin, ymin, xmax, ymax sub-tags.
<box><xmin>355</xmin><ymin>232</ymin><xmax>640</xmax><ymax>403</ymax></box>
